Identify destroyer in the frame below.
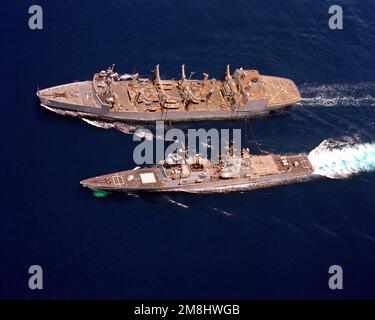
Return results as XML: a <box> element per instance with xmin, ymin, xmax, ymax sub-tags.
<box><xmin>37</xmin><ymin>64</ymin><xmax>301</xmax><ymax>122</ymax></box>
<box><xmin>80</xmin><ymin>148</ymin><xmax>319</xmax><ymax>194</ymax></box>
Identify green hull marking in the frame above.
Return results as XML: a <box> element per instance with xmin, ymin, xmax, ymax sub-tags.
<box><xmin>93</xmin><ymin>190</ymin><xmax>111</xmax><ymax>198</ymax></box>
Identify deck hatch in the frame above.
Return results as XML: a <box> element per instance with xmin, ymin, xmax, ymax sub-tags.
<box><xmin>112</xmin><ymin>174</ymin><xmax>125</xmax><ymax>186</ymax></box>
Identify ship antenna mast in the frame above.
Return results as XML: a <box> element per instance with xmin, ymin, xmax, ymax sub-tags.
<box><xmin>132</xmin><ymin>64</ymin><xmax>138</xmax><ymax>76</ymax></box>
<box><xmin>181</xmin><ymin>64</ymin><xmax>186</xmax><ymax>82</ymax></box>
<box><xmin>154</xmin><ymin>64</ymin><xmax>167</xmax><ymax>108</ymax></box>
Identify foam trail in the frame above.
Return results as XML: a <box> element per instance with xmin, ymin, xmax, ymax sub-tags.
<box><xmin>165</xmin><ymin>196</ymin><xmax>190</xmax><ymax>209</ymax></box>
<box><xmin>81</xmin><ymin>118</ymin><xmax>143</xmax><ymax>135</ymax></box>
<box><xmin>42</xmin><ymin>105</ymin><xmax>144</xmax><ymax>135</ymax></box>
<box><xmin>81</xmin><ymin>118</ymin><xmax>116</xmax><ymax>129</ymax></box>
<box><xmin>308</xmin><ymin>139</ymin><xmax>375</xmax><ymax>179</ymax></box>
<box><xmin>299</xmin><ymin>83</ymin><xmax>375</xmax><ymax>107</ymax></box>
<box><xmin>42</xmin><ymin>105</ymin><xmax>87</xmax><ymax>117</ymax></box>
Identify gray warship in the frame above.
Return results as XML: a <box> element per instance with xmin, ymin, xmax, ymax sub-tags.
<box><xmin>80</xmin><ymin>148</ymin><xmax>319</xmax><ymax>194</ymax></box>
<box><xmin>37</xmin><ymin>64</ymin><xmax>301</xmax><ymax>122</ymax></box>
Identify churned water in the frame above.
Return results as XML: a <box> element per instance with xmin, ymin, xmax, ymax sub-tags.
<box><xmin>309</xmin><ymin>139</ymin><xmax>375</xmax><ymax>179</ymax></box>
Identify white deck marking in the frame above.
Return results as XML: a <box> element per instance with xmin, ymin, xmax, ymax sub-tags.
<box><xmin>301</xmin><ymin>159</ymin><xmax>311</xmax><ymax>169</ymax></box>
<box><xmin>140</xmin><ymin>172</ymin><xmax>157</xmax><ymax>184</ymax></box>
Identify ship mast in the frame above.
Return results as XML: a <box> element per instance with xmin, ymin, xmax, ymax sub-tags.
<box><xmin>181</xmin><ymin>64</ymin><xmax>187</xmax><ymax>82</ymax></box>
<box><xmin>225</xmin><ymin>64</ymin><xmax>232</xmax><ymax>80</ymax></box>
<box><xmin>180</xmin><ymin>64</ymin><xmax>199</xmax><ymax>109</ymax></box>
<box><xmin>154</xmin><ymin>64</ymin><xmax>167</xmax><ymax>108</ymax></box>
<box><xmin>222</xmin><ymin>64</ymin><xmax>241</xmax><ymax>110</ymax></box>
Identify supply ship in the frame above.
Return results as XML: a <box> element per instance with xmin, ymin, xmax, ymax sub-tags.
<box><xmin>37</xmin><ymin>64</ymin><xmax>301</xmax><ymax>122</ymax></box>
<box><xmin>80</xmin><ymin>148</ymin><xmax>319</xmax><ymax>194</ymax></box>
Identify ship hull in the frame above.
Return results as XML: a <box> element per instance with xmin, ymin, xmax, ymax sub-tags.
<box><xmin>40</xmin><ymin>99</ymin><xmax>291</xmax><ymax>122</ymax></box>
<box><xmin>82</xmin><ymin>172</ymin><xmax>320</xmax><ymax>194</ymax></box>
<box><xmin>37</xmin><ymin>67</ymin><xmax>301</xmax><ymax>123</ymax></box>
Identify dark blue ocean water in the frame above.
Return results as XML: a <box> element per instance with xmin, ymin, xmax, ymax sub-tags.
<box><xmin>1</xmin><ymin>0</ymin><xmax>375</xmax><ymax>299</ymax></box>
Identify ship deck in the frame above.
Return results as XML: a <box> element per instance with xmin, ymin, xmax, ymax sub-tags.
<box><xmin>261</xmin><ymin>76</ymin><xmax>301</xmax><ymax>106</ymax></box>
<box><xmin>38</xmin><ymin>68</ymin><xmax>301</xmax><ymax>116</ymax></box>
<box><xmin>244</xmin><ymin>154</ymin><xmax>313</xmax><ymax>178</ymax></box>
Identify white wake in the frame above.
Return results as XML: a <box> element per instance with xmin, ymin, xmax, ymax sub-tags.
<box><xmin>81</xmin><ymin>118</ymin><xmax>144</xmax><ymax>135</ymax></box>
<box><xmin>299</xmin><ymin>83</ymin><xmax>375</xmax><ymax>107</ymax></box>
<box><xmin>308</xmin><ymin>138</ymin><xmax>375</xmax><ymax>179</ymax></box>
